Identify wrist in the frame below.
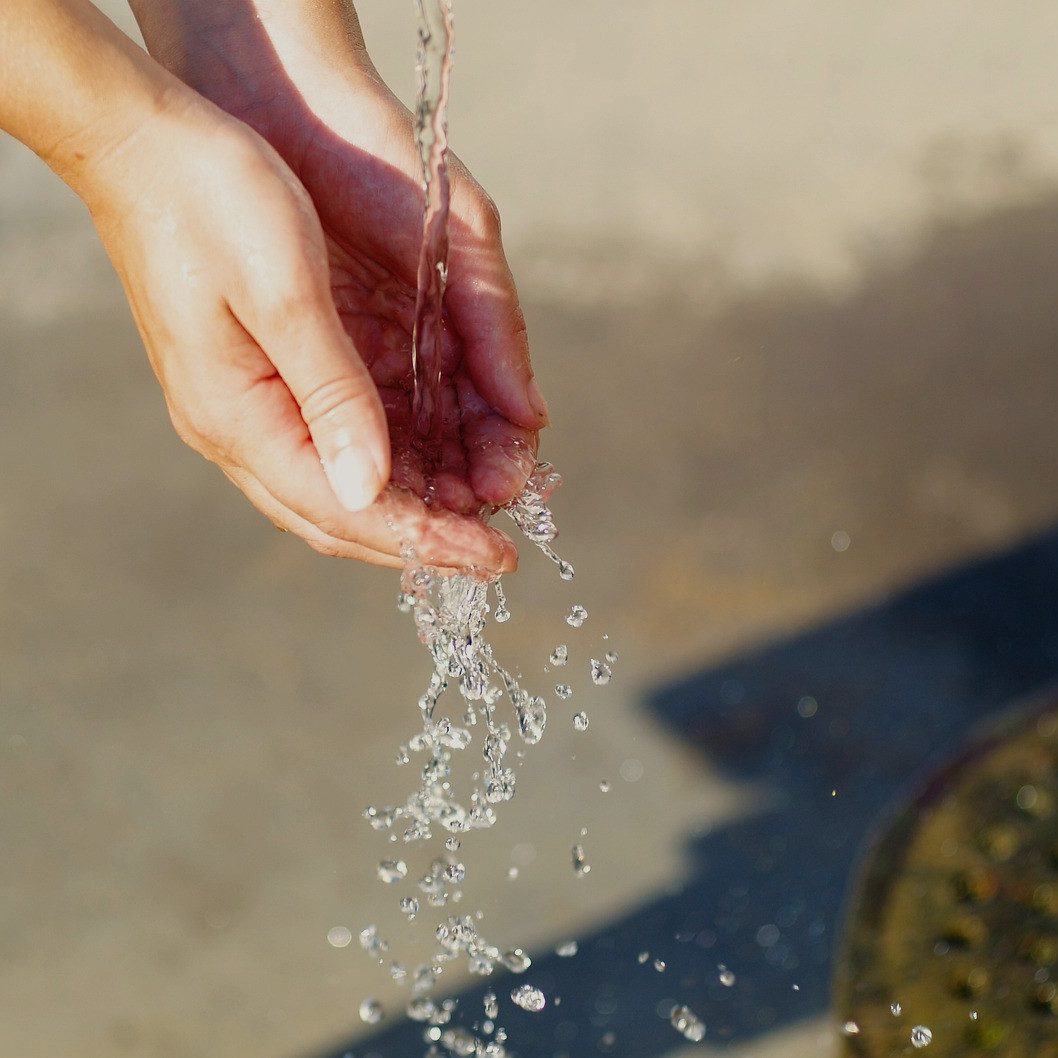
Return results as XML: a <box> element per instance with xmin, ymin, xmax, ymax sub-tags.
<box><xmin>0</xmin><ymin>0</ymin><xmax>204</xmax><ymax>207</ymax></box>
<box><xmin>128</xmin><ymin>0</ymin><xmax>379</xmax><ymax>122</ymax></box>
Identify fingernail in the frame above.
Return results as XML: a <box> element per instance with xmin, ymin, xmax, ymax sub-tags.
<box><xmin>326</xmin><ymin>446</ymin><xmax>384</xmax><ymax>512</ymax></box>
<box><xmin>527</xmin><ymin>378</ymin><xmax>551</xmax><ymax>427</ymax></box>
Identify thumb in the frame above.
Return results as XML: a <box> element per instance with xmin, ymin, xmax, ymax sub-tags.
<box><xmin>253</xmin><ymin>295</ymin><xmax>391</xmax><ymax>513</ymax></box>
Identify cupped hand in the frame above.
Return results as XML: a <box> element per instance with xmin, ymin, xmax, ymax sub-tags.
<box><xmin>122</xmin><ymin>0</ymin><xmax>548</xmax><ymax>571</ymax></box>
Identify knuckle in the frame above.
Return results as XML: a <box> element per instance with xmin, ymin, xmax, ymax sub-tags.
<box><xmin>298</xmin><ymin>375</ymin><xmax>375</xmax><ymax>427</ymax></box>
<box><xmin>467</xmin><ymin>191</ymin><xmax>503</xmax><ymax>240</ymax></box>
<box><xmin>305</xmin><ymin>535</ymin><xmax>346</xmax><ymax>559</ymax></box>
<box><xmin>262</xmin><ymin>269</ymin><xmax>326</xmax><ymax>324</ymax></box>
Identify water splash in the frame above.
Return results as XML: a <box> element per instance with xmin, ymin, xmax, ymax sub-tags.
<box><xmin>360</xmin><ymin>464</ymin><xmax>579</xmax><ymax>1050</ymax></box>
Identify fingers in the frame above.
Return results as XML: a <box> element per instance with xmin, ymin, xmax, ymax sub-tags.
<box><xmin>457</xmin><ymin>372</ymin><xmax>539</xmax><ymax>506</ymax></box>
<box><xmin>222</xmin><ymin>461</ymin><xmax>518</xmax><ymax>573</ymax></box>
<box><xmin>231</xmin><ymin>265</ymin><xmax>392</xmax><ymax>514</ymax></box>
<box><xmin>444</xmin><ymin>182</ymin><xmax>551</xmax><ymax>434</ymax></box>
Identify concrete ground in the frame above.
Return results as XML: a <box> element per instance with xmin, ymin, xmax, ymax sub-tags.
<box><xmin>5</xmin><ymin>3</ymin><xmax>1058</xmax><ymax>1056</ymax></box>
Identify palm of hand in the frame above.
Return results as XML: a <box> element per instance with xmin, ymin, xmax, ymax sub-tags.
<box><xmin>232</xmin><ymin>46</ymin><xmax>541</xmax><ymax>516</ymax></box>
<box><xmin>130</xmin><ymin>7</ymin><xmax>547</xmax><ymax>570</ymax></box>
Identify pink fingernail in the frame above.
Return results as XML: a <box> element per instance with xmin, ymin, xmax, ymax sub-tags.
<box><xmin>326</xmin><ymin>446</ymin><xmax>383</xmax><ymax>512</ymax></box>
<box><xmin>527</xmin><ymin>378</ymin><xmax>551</xmax><ymax>426</ymax></box>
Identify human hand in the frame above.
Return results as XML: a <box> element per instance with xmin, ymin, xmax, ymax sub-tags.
<box><xmin>127</xmin><ymin>0</ymin><xmax>549</xmax><ymax>571</ymax></box>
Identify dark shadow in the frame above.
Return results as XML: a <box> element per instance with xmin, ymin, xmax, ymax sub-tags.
<box><xmin>311</xmin><ymin>525</ymin><xmax>1058</xmax><ymax>1057</ymax></box>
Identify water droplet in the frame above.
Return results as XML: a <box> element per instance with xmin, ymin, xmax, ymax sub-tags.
<box><xmin>558</xmin><ymin>560</ymin><xmax>575</xmax><ymax>581</ymax></box>
<box><xmin>599</xmin><ymin>779</ymin><xmax>611</xmax><ymax>793</ymax></box>
<box><xmin>510</xmin><ymin>984</ymin><xmax>546</xmax><ymax>1012</ymax></box>
<box><xmin>637</xmin><ymin>951</ymin><xmax>650</xmax><ymax>964</ymax></box>
<box><xmin>507</xmin><ymin>866</ymin><xmax>519</xmax><ymax>880</ymax></box>
<box><xmin>444</xmin><ymin>862</ymin><xmax>466</xmax><ymax>884</ymax></box>
<box><xmin>358</xmin><ymin>925</ymin><xmax>389</xmax><ymax>955</ymax></box>
<box><xmin>499</xmin><ymin>948</ymin><xmax>531</xmax><ymax>973</ymax></box>
<box><xmin>669</xmin><ymin>1005</ymin><xmax>706</xmax><ymax>1042</ymax></box>
<box><xmin>590</xmin><ymin>659</ymin><xmax>612</xmax><ymax>685</ymax></box>
<box><xmin>841</xmin><ymin>1021</ymin><xmax>860</xmax><ymax>1036</ymax></box>
<box><xmin>555</xmin><ymin>684</ymin><xmax>573</xmax><ymax>699</ymax></box>
<box><xmin>619</xmin><ymin>757</ymin><xmax>644</xmax><ymax>782</ymax></box>
<box><xmin>556</xmin><ymin>940</ymin><xmax>578</xmax><ymax>957</ymax></box>
<box><xmin>890</xmin><ymin>1001</ymin><xmax>902</xmax><ymax>1016</ymax></box>
<box><xmin>571</xmin><ymin>844</ymin><xmax>590</xmax><ymax>876</ymax></box>
<box><xmin>604</xmin><ymin>650</ymin><xmax>618</xmax><ymax>664</ymax></box>
<box><xmin>573</xmin><ymin>711</ymin><xmax>589</xmax><ymax>731</ymax></box>
<box><xmin>406</xmin><ymin>996</ymin><xmax>439</xmax><ymax>1022</ymax></box>
<box><xmin>441</xmin><ymin>1027</ymin><xmax>479</xmax><ymax>1056</ymax></box>
<box><xmin>566</xmin><ymin>605</ymin><xmax>588</xmax><ymax>628</ymax></box>
<box><xmin>485</xmin><ymin>768</ymin><xmax>516</xmax><ymax>803</ymax></box>
<box><xmin>719</xmin><ymin>968</ymin><xmax>736</xmax><ymax>987</ymax></box>
<box><xmin>389</xmin><ymin>962</ymin><xmax>407</xmax><ymax>981</ymax></box>
<box><xmin>327</xmin><ymin>926</ymin><xmax>352</xmax><ymax>948</ymax></box>
<box><xmin>653</xmin><ymin>958</ymin><xmax>666</xmax><ymax>972</ymax></box>
<box><xmin>364</xmin><ymin>805</ymin><xmax>397</xmax><ymax>831</ymax></box>
<box><xmin>483</xmin><ymin>992</ymin><xmax>499</xmax><ymax>1019</ymax></box>
<box><xmin>359</xmin><ymin>998</ymin><xmax>384</xmax><ymax>1024</ymax></box>
<box><xmin>549</xmin><ymin>644</ymin><xmax>569</xmax><ymax>667</ymax></box>
<box><xmin>516</xmin><ymin>698</ymin><xmax>546</xmax><ymax>744</ymax></box>
<box><xmin>911</xmin><ymin>1025</ymin><xmax>933</xmax><ymax>1048</ymax></box>
<box><xmin>493</xmin><ymin>582</ymin><xmax>511</xmax><ymax>623</ymax></box>
<box><xmin>445</xmin><ymin>836</ymin><xmax>461</xmax><ymax>851</ymax></box>
<box><xmin>377</xmin><ymin>859</ymin><xmax>408</xmax><ymax>883</ymax></box>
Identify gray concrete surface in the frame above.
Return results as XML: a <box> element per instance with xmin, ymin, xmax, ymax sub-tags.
<box><xmin>5</xmin><ymin>3</ymin><xmax>1058</xmax><ymax>1056</ymax></box>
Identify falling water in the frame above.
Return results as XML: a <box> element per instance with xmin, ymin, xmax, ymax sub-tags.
<box><xmin>410</xmin><ymin>0</ymin><xmax>454</xmax><ymax>451</ymax></box>
<box><xmin>356</xmin><ymin>4</ymin><xmax>619</xmax><ymax>1053</ymax></box>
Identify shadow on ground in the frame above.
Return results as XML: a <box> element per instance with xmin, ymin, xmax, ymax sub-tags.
<box><xmin>312</xmin><ymin>526</ymin><xmax>1058</xmax><ymax>1057</ymax></box>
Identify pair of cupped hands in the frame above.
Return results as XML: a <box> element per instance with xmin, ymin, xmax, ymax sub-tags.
<box><xmin>103</xmin><ymin>1</ymin><xmax>548</xmax><ymax>572</ymax></box>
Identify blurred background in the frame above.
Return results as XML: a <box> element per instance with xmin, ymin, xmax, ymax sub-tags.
<box><xmin>5</xmin><ymin>2</ymin><xmax>1058</xmax><ymax>1055</ymax></box>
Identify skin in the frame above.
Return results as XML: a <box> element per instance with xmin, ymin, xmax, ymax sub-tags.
<box><xmin>0</xmin><ymin>0</ymin><xmax>548</xmax><ymax>573</ymax></box>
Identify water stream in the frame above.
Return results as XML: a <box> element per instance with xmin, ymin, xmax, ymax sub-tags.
<box><xmin>357</xmin><ymin>5</ymin><xmax>591</xmax><ymax>1051</ymax></box>
<box><xmin>409</xmin><ymin>0</ymin><xmax>454</xmax><ymax>452</ymax></box>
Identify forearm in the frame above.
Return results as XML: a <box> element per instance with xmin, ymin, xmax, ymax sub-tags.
<box><xmin>0</xmin><ymin>0</ymin><xmax>194</xmax><ymax>206</ymax></box>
